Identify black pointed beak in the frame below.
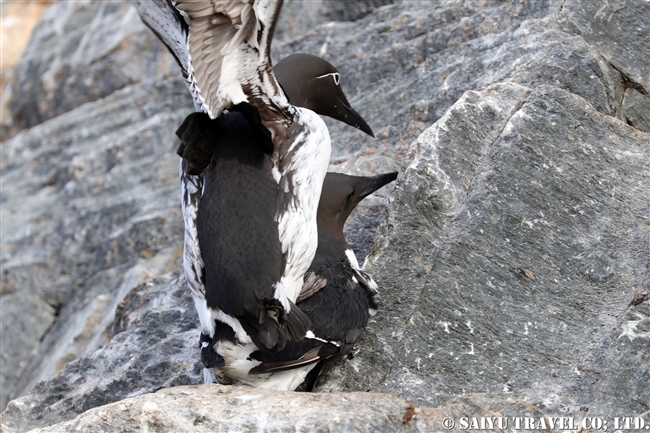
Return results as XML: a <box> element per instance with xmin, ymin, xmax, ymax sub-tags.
<box><xmin>340</xmin><ymin>99</ymin><xmax>375</xmax><ymax>138</ymax></box>
<box><xmin>359</xmin><ymin>172</ymin><xmax>398</xmax><ymax>199</ymax></box>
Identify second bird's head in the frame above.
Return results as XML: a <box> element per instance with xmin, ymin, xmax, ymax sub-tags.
<box><xmin>274</xmin><ymin>53</ymin><xmax>374</xmax><ymax>138</ymax></box>
<box><xmin>318</xmin><ymin>172</ymin><xmax>398</xmax><ymax>233</ymax></box>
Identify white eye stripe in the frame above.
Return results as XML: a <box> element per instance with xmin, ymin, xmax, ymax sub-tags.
<box><xmin>315</xmin><ymin>72</ymin><xmax>341</xmax><ymax>85</ymax></box>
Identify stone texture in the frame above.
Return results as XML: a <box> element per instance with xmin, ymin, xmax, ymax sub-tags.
<box><xmin>10</xmin><ymin>385</ymin><xmax>561</xmax><ymax>433</ymax></box>
<box><xmin>273</xmin><ymin>0</ymin><xmax>630</xmax><ymax>258</ymax></box>
<box><xmin>0</xmin><ymin>76</ymin><xmax>192</xmax><ymax>409</ymax></box>
<box><xmin>561</xmin><ymin>0</ymin><xmax>650</xmax><ymax>91</ymax></box>
<box><xmin>622</xmin><ymin>88</ymin><xmax>650</xmax><ymax>133</ymax></box>
<box><xmin>0</xmin><ymin>292</ymin><xmax>56</xmax><ymax>411</ymax></box>
<box><xmin>1</xmin><ymin>273</ymin><xmax>203</xmax><ymax>432</ymax></box>
<box><xmin>586</xmin><ymin>289</ymin><xmax>650</xmax><ymax>420</ymax></box>
<box><xmin>317</xmin><ymin>82</ymin><xmax>650</xmax><ymax>414</ymax></box>
<box><xmin>275</xmin><ymin>0</ymin><xmax>395</xmax><ymax>42</ymax></box>
<box><xmin>5</xmin><ymin>2</ymin><xmax>175</xmax><ymax>132</ymax></box>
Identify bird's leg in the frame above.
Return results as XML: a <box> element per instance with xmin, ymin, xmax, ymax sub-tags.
<box><xmin>176</xmin><ymin>112</ymin><xmax>220</xmax><ymax>175</ymax></box>
<box><xmin>199</xmin><ymin>332</ymin><xmax>225</xmax><ymax>368</ymax></box>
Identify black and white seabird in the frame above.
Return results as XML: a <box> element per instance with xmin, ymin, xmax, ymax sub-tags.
<box><xmin>247</xmin><ymin>171</ymin><xmax>398</xmax><ymax>380</ymax></box>
<box><xmin>134</xmin><ymin>1</ymin><xmax>375</xmax><ymax>369</ymax></box>
<box><xmin>177</xmin><ymin>62</ymin><xmax>379</xmax><ymax>387</ymax></box>
<box><xmin>192</xmin><ymin>164</ymin><xmax>398</xmax><ymax>388</ymax></box>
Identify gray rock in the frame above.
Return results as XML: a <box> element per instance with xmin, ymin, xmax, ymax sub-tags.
<box><xmin>586</xmin><ymin>290</ymin><xmax>650</xmax><ymax>420</ymax></box>
<box><xmin>0</xmin><ymin>293</ymin><xmax>56</xmax><ymax>411</ymax></box>
<box><xmin>324</xmin><ymin>0</ymin><xmax>395</xmax><ymax>23</ymax></box>
<box><xmin>622</xmin><ymin>88</ymin><xmax>650</xmax><ymax>133</ymax></box>
<box><xmin>561</xmin><ymin>0</ymin><xmax>650</xmax><ymax>91</ymax></box>
<box><xmin>0</xmin><ymin>76</ymin><xmax>192</xmax><ymax>408</ymax></box>
<box><xmin>274</xmin><ymin>0</ymin><xmax>329</xmax><ymax>43</ymax></box>
<box><xmin>275</xmin><ymin>0</ymin><xmax>395</xmax><ymax>43</ymax></box>
<box><xmin>6</xmin><ymin>2</ymin><xmax>176</xmax><ymax>131</ymax></box>
<box><xmin>317</xmin><ymin>82</ymin><xmax>650</xmax><ymax>415</ymax></box>
<box><xmin>273</xmin><ymin>0</ymin><xmax>628</xmax><ymax>257</ymax></box>
<box><xmin>12</xmin><ymin>385</ymin><xmax>560</xmax><ymax>433</ymax></box>
<box><xmin>0</xmin><ymin>273</ymin><xmax>203</xmax><ymax>432</ymax></box>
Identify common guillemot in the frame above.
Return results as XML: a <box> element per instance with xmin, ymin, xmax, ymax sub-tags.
<box><xmin>177</xmin><ymin>62</ymin><xmax>378</xmax><ymax>388</ymax></box>
<box><xmin>134</xmin><ymin>2</ymin><xmax>374</xmax><ymax>357</ymax></box>
<box><xmin>246</xmin><ymin>172</ymin><xmax>398</xmax><ymax>383</ymax></box>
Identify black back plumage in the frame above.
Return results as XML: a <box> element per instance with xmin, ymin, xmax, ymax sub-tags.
<box><xmin>191</xmin><ymin>109</ymin><xmax>309</xmax><ymax>351</ymax></box>
<box><xmin>249</xmin><ymin>171</ymin><xmax>398</xmax><ymax>373</ymax></box>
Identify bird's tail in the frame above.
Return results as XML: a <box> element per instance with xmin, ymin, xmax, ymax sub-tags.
<box><xmin>241</xmin><ymin>300</ymin><xmax>312</xmax><ymax>351</ymax></box>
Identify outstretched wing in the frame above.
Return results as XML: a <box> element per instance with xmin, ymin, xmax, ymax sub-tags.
<box><xmin>134</xmin><ymin>0</ymin><xmax>207</xmax><ymax>112</ymax></box>
<box><xmin>134</xmin><ymin>0</ymin><xmax>290</xmax><ymax>119</ymax></box>
<box><xmin>134</xmin><ymin>0</ymin><xmax>190</xmax><ymax>74</ymax></box>
<box><xmin>173</xmin><ymin>0</ymin><xmax>290</xmax><ymax>119</ymax></box>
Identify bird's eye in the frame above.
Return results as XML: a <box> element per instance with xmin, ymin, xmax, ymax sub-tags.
<box><xmin>315</xmin><ymin>72</ymin><xmax>341</xmax><ymax>86</ymax></box>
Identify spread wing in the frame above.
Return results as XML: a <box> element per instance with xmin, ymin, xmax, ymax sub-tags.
<box><xmin>135</xmin><ymin>0</ymin><xmax>290</xmax><ymax>119</ymax></box>
<box><xmin>173</xmin><ymin>0</ymin><xmax>290</xmax><ymax>119</ymax></box>
<box><xmin>134</xmin><ymin>0</ymin><xmax>190</xmax><ymax>75</ymax></box>
<box><xmin>134</xmin><ymin>0</ymin><xmax>204</xmax><ymax>111</ymax></box>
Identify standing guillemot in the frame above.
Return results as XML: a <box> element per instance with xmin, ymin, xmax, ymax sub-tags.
<box><xmin>134</xmin><ymin>2</ymin><xmax>374</xmax><ymax>357</ymax></box>
<box><xmin>247</xmin><ymin>171</ymin><xmax>398</xmax><ymax>381</ymax></box>
<box><xmin>177</xmin><ymin>61</ymin><xmax>378</xmax><ymax>388</ymax></box>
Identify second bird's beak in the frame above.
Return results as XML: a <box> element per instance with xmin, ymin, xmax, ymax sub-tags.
<box><xmin>359</xmin><ymin>172</ymin><xmax>399</xmax><ymax>199</ymax></box>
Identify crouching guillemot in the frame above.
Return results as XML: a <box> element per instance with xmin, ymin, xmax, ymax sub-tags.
<box><xmin>134</xmin><ymin>1</ymin><xmax>374</xmax><ymax>361</ymax></box>
<box><xmin>247</xmin><ymin>171</ymin><xmax>398</xmax><ymax>383</ymax></box>
<box><xmin>192</xmin><ymin>164</ymin><xmax>398</xmax><ymax>389</ymax></box>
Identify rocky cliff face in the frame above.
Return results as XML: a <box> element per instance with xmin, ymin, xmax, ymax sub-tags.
<box><xmin>1</xmin><ymin>1</ymin><xmax>648</xmax><ymax>431</ymax></box>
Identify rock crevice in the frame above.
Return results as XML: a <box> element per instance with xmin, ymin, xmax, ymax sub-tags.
<box><xmin>1</xmin><ymin>0</ymin><xmax>648</xmax><ymax>430</ymax></box>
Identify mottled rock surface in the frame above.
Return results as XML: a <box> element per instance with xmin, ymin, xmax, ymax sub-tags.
<box><xmin>1</xmin><ymin>0</ymin><xmax>649</xmax><ymax>430</ymax></box>
<box><xmin>1</xmin><ymin>273</ymin><xmax>203</xmax><ymax>432</ymax></box>
<box><xmin>622</xmin><ymin>88</ymin><xmax>650</xmax><ymax>133</ymax></box>
<box><xmin>0</xmin><ymin>292</ymin><xmax>55</xmax><ymax>410</ymax></box>
<box><xmin>561</xmin><ymin>0</ymin><xmax>650</xmax><ymax>90</ymax></box>
<box><xmin>317</xmin><ymin>82</ymin><xmax>650</xmax><ymax>413</ymax></box>
<box><xmin>6</xmin><ymin>2</ymin><xmax>174</xmax><ymax>132</ymax></box>
<box><xmin>16</xmin><ymin>385</ymin><xmax>562</xmax><ymax>433</ymax></box>
<box><xmin>0</xmin><ymin>76</ymin><xmax>192</xmax><ymax>407</ymax></box>
<box><xmin>586</xmin><ymin>290</ymin><xmax>650</xmax><ymax>419</ymax></box>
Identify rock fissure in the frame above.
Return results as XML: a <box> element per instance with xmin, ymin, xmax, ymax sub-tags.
<box><xmin>611</xmin><ymin>64</ymin><xmax>649</xmax><ymax>97</ymax></box>
<box><xmin>463</xmin><ymin>95</ymin><xmax>530</xmax><ymax>203</ymax></box>
<box><xmin>2</xmin><ymin>0</ymin><xmax>649</xmax><ymax>429</ymax></box>
<box><xmin>404</xmin><ymin>90</ymin><xmax>532</xmax><ymax>338</ymax></box>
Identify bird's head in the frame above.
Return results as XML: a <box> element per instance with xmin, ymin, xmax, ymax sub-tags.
<box><xmin>318</xmin><ymin>172</ymin><xmax>398</xmax><ymax>236</ymax></box>
<box><xmin>274</xmin><ymin>53</ymin><xmax>374</xmax><ymax>137</ymax></box>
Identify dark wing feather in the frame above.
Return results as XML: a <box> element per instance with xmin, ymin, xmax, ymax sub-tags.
<box><xmin>174</xmin><ymin>0</ymin><xmax>289</xmax><ymax>119</ymax></box>
<box><xmin>248</xmin><ymin>342</ymin><xmax>340</xmax><ymax>374</ymax></box>
<box><xmin>297</xmin><ymin>271</ymin><xmax>327</xmax><ymax>303</ymax></box>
